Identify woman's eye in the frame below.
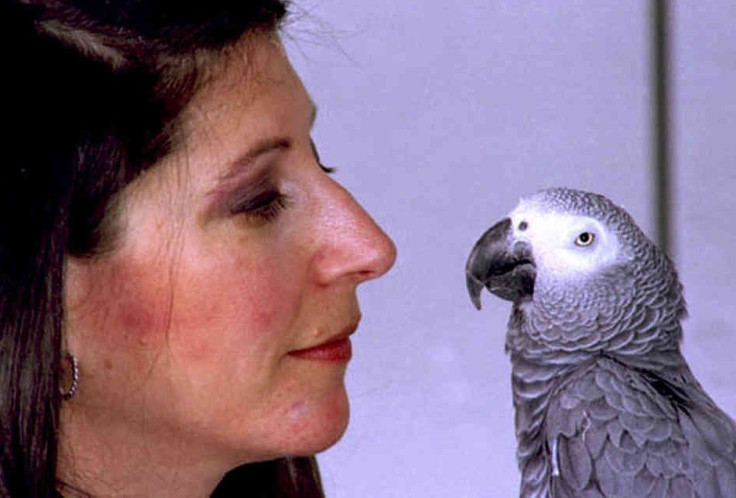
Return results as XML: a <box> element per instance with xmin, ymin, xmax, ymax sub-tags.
<box><xmin>231</xmin><ymin>191</ymin><xmax>291</xmax><ymax>225</ymax></box>
<box><xmin>574</xmin><ymin>231</ymin><xmax>596</xmax><ymax>247</ymax></box>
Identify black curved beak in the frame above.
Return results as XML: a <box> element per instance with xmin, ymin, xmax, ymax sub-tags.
<box><xmin>465</xmin><ymin>218</ymin><xmax>536</xmax><ymax>309</ymax></box>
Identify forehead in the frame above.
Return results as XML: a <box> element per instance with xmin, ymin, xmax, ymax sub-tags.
<box><xmin>183</xmin><ymin>35</ymin><xmax>307</xmax><ymax>140</ymax></box>
<box><xmin>523</xmin><ymin>188</ymin><xmax>623</xmax><ymax>220</ymax></box>
<box><xmin>509</xmin><ymin>196</ymin><xmax>574</xmax><ymax>222</ymax></box>
<box><xmin>510</xmin><ymin>196</ymin><xmax>546</xmax><ymax>219</ymax></box>
<box><xmin>511</xmin><ymin>187</ymin><xmax>625</xmax><ymax>222</ymax></box>
<box><xmin>510</xmin><ymin>199</ymin><xmax>602</xmax><ymax>235</ymax></box>
<box><xmin>118</xmin><ymin>35</ymin><xmax>311</xmax><ymax>220</ymax></box>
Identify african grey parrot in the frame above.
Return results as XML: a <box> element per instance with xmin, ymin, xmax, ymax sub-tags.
<box><xmin>465</xmin><ymin>187</ymin><xmax>736</xmax><ymax>497</ymax></box>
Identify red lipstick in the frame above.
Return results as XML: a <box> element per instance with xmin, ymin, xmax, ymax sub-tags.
<box><xmin>288</xmin><ymin>337</ymin><xmax>353</xmax><ymax>362</ymax></box>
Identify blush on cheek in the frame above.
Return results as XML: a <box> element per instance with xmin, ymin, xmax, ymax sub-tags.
<box><xmin>230</xmin><ymin>260</ymin><xmax>285</xmax><ymax>333</ymax></box>
<box><xmin>70</xmin><ymin>258</ymin><xmax>173</xmax><ymax>348</ymax></box>
<box><xmin>234</xmin><ymin>244</ymin><xmax>314</xmax><ymax>327</ymax></box>
<box><xmin>250</xmin><ymin>293</ymin><xmax>282</xmax><ymax>331</ymax></box>
<box><xmin>173</xmin><ymin>251</ymin><xmax>291</xmax><ymax>344</ymax></box>
<box><xmin>115</xmin><ymin>297</ymin><xmax>170</xmax><ymax>344</ymax></box>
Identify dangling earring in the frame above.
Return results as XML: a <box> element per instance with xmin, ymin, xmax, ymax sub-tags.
<box><xmin>60</xmin><ymin>351</ymin><xmax>80</xmax><ymax>401</ymax></box>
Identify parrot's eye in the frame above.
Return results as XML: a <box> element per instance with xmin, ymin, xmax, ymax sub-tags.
<box><xmin>518</xmin><ymin>221</ymin><xmax>528</xmax><ymax>231</ymax></box>
<box><xmin>574</xmin><ymin>232</ymin><xmax>595</xmax><ymax>247</ymax></box>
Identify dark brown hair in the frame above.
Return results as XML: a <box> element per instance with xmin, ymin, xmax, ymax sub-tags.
<box><xmin>1</xmin><ymin>1</ymin><xmax>323</xmax><ymax>496</ymax></box>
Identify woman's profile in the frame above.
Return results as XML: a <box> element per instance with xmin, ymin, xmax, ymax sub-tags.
<box><xmin>1</xmin><ymin>1</ymin><xmax>396</xmax><ymax>496</ymax></box>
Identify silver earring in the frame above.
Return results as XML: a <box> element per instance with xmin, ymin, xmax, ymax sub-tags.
<box><xmin>60</xmin><ymin>351</ymin><xmax>79</xmax><ymax>401</ymax></box>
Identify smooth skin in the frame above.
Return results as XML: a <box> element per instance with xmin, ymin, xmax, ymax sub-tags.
<box><xmin>60</xmin><ymin>35</ymin><xmax>396</xmax><ymax>497</ymax></box>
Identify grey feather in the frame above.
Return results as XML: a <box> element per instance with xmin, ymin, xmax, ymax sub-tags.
<box><xmin>467</xmin><ymin>188</ymin><xmax>736</xmax><ymax>497</ymax></box>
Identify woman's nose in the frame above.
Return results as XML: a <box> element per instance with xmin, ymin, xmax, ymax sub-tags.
<box><xmin>311</xmin><ymin>180</ymin><xmax>396</xmax><ymax>287</ymax></box>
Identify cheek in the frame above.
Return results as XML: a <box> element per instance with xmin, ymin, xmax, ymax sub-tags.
<box><xmin>69</xmin><ymin>260</ymin><xmax>172</xmax><ymax>349</ymax></box>
<box><xmin>69</xmin><ymin>237</ymin><xmax>310</xmax><ymax>378</ymax></box>
<box><xmin>116</xmin><ymin>296</ymin><xmax>167</xmax><ymax>341</ymax></box>
<box><xmin>163</xmin><ymin>249</ymin><xmax>306</xmax><ymax>362</ymax></box>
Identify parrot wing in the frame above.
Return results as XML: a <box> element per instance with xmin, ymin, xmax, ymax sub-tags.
<box><xmin>544</xmin><ymin>356</ymin><xmax>736</xmax><ymax>498</ymax></box>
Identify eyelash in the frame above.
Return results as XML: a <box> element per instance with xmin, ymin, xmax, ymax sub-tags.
<box><xmin>231</xmin><ymin>191</ymin><xmax>291</xmax><ymax>224</ymax></box>
<box><xmin>311</xmin><ymin>139</ymin><xmax>336</xmax><ymax>175</ymax></box>
<box><xmin>229</xmin><ymin>141</ymin><xmax>332</xmax><ymax>224</ymax></box>
<box><xmin>320</xmin><ymin>163</ymin><xmax>336</xmax><ymax>174</ymax></box>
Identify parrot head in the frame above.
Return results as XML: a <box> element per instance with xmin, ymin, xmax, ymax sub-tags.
<box><xmin>466</xmin><ymin>188</ymin><xmax>636</xmax><ymax>308</ymax></box>
<box><xmin>466</xmin><ymin>188</ymin><xmax>686</xmax><ymax>353</ymax></box>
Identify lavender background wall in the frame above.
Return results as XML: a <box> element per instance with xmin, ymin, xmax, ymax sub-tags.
<box><xmin>284</xmin><ymin>2</ymin><xmax>736</xmax><ymax>496</ymax></box>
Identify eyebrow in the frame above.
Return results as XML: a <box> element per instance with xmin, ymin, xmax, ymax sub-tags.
<box><xmin>216</xmin><ymin>137</ymin><xmax>291</xmax><ymax>185</ymax></box>
<box><xmin>214</xmin><ymin>101</ymin><xmax>318</xmax><ymax>186</ymax></box>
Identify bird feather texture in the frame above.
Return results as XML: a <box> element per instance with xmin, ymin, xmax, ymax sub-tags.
<box><xmin>466</xmin><ymin>188</ymin><xmax>736</xmax><ymax>497</ymax></box>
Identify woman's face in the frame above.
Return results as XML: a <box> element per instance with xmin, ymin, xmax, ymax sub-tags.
<box><xmin>64</xmin><ymin>37</ymin><xmax>396</xmax><ymax>466</ymax></box>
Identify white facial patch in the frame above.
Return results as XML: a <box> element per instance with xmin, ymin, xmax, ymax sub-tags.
<box><xmin>509</xmin><ymin>199</ymin><xmax>620</xmax><ymax>280</ymax></box>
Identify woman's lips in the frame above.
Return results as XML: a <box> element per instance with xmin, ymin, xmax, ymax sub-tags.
<box><xmin>288</xmin><ymin>337</ymin><xmax>353</xmax><ymax>362</ymax></box>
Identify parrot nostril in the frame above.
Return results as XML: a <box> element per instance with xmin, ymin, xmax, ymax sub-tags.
<box><xmin>518</xmin><ymin>221</ymin><xmax>528</xmax><ymax>231</ymax></box>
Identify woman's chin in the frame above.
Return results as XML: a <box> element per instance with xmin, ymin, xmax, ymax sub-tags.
<box><xmin>285</xmin><ymin>388</ymin><xmax>351</xmax><ymax>456</ymax></box>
